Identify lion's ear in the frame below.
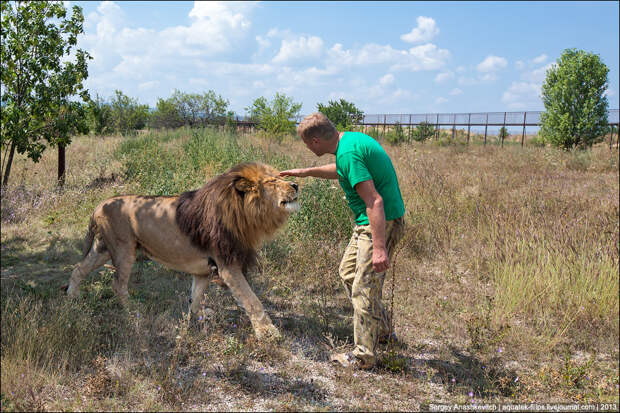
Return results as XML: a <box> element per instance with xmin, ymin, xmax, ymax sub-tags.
<box><xmin>234</xmin><ymin>177</ymin><xmax>257</xmax><ymax>193</ymax></box>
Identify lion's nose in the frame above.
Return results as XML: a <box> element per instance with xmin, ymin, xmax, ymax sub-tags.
<box><xmin>290</xmin><ymin>182</ymin><xmax>298</xmax><ymax>191</ymax></box>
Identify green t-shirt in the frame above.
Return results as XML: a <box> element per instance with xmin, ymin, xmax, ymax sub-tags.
<box><xmin>335</xmin><ymin>132</ymin><xmax>405</xmax><ymax>225</ymax></box>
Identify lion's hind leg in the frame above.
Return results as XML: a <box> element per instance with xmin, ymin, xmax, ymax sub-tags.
<box><xmin>190</xmin><ymin>275</ymin><xmax>211</xmax><ymax>315</ymax></box>
<box><xmin>67</xmin><ymin>238</ymin><xmax>110</xmax><ymax>298</ymax></box>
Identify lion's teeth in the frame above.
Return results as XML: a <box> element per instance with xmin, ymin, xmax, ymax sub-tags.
<box><xmin>284</xmin><ymin>200</ymin><xmax>300</xmax><ymax>212</ymax></box>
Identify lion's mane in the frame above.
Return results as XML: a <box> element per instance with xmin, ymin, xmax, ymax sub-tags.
<box><xmin>175</xmin><ymin>162</ymin><xmax>286</xmax><ymax>270</ymax></box>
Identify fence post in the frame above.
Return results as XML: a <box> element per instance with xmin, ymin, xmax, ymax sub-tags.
<box><xmin>383</xmin><ymin>115</ymin><xmax>386</xmax><ymax>139</ymax></box>
<box><xmin>467</xmin><ymin>113</ymin><xmax>471</xmax><ymax>144</ymax></box>
<box><xmin>501</xmin><ymin>112</ymin><xmax>506</xmax><ymax>148</ymax></box>
<box><xmin>451</xmin><ymin>114</ymin><xmax>455</xmax><ymax>141</ymax></box>
<box><xmin>435</xmin><ymin>114</ymin><xmax>439</xmax><ymax>140</ymax></box>
<box><xmin>521</xmin><ymin>112</ymin><xmax>527</xmax><ymax>147</ymax></box>
<box><xmin>408</xmin><ymin>114</ymin><xmax>412</xmax><ymax>141</ymax></box>
<box><xmin>484</xmin><ymin>113</ymin><xmax>488</xmax><ymax>146</ymax></box>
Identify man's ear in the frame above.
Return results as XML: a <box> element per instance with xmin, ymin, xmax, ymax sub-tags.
<box><xmin>234</xmin><ymin>177</ymin><xmax>256</xmax><ymax>193</ymax></box>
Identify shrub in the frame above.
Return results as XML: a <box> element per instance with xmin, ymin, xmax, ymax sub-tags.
<box><xmin>412</xmin><ymin>121</ymin><xmax>436</xmax><ymax>142</ymax></box>
<box><xmin>245</xmin><ymin>93</ymin><xmax>302</xmax><ymax>140</ymax></box>
<box><xmin>86</xmin><ymin>94</ymin><xmax>114</xmax><ymax>135</ymax></box>
<box><xmin>317</xmin><ymin>98</ymin><xmax>364</xmax><ymax>130</ymax></box>
<box><xmin>540</xmin><ymin>48</ymin><xmax>610</xmax><ymax>149</ymax></box>
<box><xmin>498</xmin><ymin>126</ymin><xmax>509</xmax><ymax>143</ymax></box>
<box><xmin>385</xmin><ymin>122</ymin><xmax>407</xmax><ymax>145</ymax></box>
<box><xmin>110</xmin><ymin>90</ymin><xmax>150</xmax><ymax>135</ymax></box>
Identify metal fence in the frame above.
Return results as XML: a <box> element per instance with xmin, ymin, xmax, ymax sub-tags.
<box><xmin>352</xmin><ymin>110</ymin><xmax>620</xmax><ymax>147</ymax></box>
<box><xmin>357</xmin><ymin>109</ymin><xmax>619</xmax><ymax>127</ymax></box>
<box><xmin>232</xmin><ymin>109</ymin><xmax>619</xmax><ymax>147</ymax></box>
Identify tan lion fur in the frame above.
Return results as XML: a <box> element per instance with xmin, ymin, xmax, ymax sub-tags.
<box><xmin>67</xmin><ymin>162</ymin><xmax>299</xmax><ymax>339</ymax></box>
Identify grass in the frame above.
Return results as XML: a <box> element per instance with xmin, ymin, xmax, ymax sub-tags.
<box><xmin>1</xmin><ymin>127</ymin><xmax>618</xmax><ymax>410</ymax></box>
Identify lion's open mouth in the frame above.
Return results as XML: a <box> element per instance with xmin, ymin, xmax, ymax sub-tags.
<box><xmin>280</xmin><ymin>195</ymin><xmax>300</xmax><ymax>212</ymax></box>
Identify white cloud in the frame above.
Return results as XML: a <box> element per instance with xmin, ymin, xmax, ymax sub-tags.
<box><xmin>327</xmin><ymin>43</ymin><xmax>355</xmax><ymax>65</ymax></box>
<box><xmin>501</xmin><ymin>81</ymin><xmax>541</xmax><ymax>110</ymax></box>
<box><xmin>455</xmin><ymin>65</ymin><xmax>466</xmax><ymax>73</ymax></box>
<box><xmin>532</xmin><ymin>54</ymin><xmax>548</xmax><ymax>64</ymax></box>
<box><xmin>391</xmin><ymin>43</ymin><xmax>451</xmax><ymax>71</ymax></box>
<box><xmin>449</xmin><ymin>88</ymin><xmax>463</xmax><ymax>96</ymax></box>
<box><xmin>516</xmin><ymin>60</ymin><xmax>525</xmax><ymax>70</ymax></box>
<box><xmin>479</xmin><ymin>73</ymin><xmax>497</xmax><ymax>82</ymax></box>
<box><xmin>477</xmin><ymin>55</ymin><xmax>508</xmax><ymax>72</ymax></box>
<box><xmin>603</xmin><ymin>88</ymin><xmax>616</xmax><ymax>98</ymax></box>
<box><xmin>520</xmin><ymin>63</ymin><xmax>553</xmax><ymax>83</ymax></box>
<box><xmin>84</xmin><ymin>1</ymin><xmax>257</xmax><ymax>70</ymax></box>
<box><xmin>356</xmin><ymin>44</ymin><xmax>404</xmax><ymax>65</ymax></box>
<box><xmin>272</xmin><ymin>35</ymin><xmax>324</xmax><ymax>63</ymax></box>
<box><xmin>434</xmin><ymin>71</ymin><xmax>454</xmax><ymax>83</ymax></box>
<box><xmin>435</xmin><ymin>96</ymin><xmax>448</xmax><ymax>104</ymax></box>
<box><xmin>138</xmin><ymin>80</ymin><xmax>160</xmax><ymax>90</ymax></box>
<box><xmin>327</xmin><ymin>42</ymin><xmax>450</xmax><ymax>72</ymax></box>
<box><xmin>458</xmin><ymin>76</ymin><xmax>478</xmax><ymax>86</ymax></box>
<box><xmin>380</xmin><ymin>74</ymin><xmax>395</xmax><ymax>86</ymax></box>
<box><xmin>401</xmin><ymin>16</ymin><xmax>440</xmax><ymax>44</ymax></box>
<box><xmin>255</xmin><ymin>35</ymin><xmax>271</xmax><ymax>52</ymax></box>
<box><xmin>81</xmin><ymin>0</ymin><xmax>262</xmax><ymax>103</ymax></box>
<box><xmin>162</xmin><ymin>1</ymin><xmax>256</xmax><ymax>55</ymax></box>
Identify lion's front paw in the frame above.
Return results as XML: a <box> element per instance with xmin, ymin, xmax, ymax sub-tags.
<box><xmin>255</xmin><ymin>323</ymin><xmax>281</xmax><ymax>341</ymax></box>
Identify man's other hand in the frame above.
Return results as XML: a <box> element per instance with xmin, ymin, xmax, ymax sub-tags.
<box><xmin>372</xmin><ymin>246</ymin><xmax>389</xmax><ymax>273</ymax></box>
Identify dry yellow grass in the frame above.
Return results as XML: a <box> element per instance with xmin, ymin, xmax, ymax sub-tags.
<box><xmin>1</xmin><ymin>129</ymin><xmax>618</xmax><ymax>411</ymax></box>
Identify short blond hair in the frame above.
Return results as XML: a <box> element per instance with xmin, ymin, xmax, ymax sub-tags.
<box><xmin>297</xmin><ymin>112</ymin><xmax>338</xmax><ymax>141</ymax></box>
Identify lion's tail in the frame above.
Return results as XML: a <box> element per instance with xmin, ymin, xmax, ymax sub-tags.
<box><xmin>82</xmin><ymin>216</ymin><xmax>97</xmax><ymax>258</ymax></box>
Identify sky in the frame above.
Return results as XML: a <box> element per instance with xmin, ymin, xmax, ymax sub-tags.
<box><xmin>69</xmin><ymin>1</ymin><xmax>619</xmax><ymax>117</ymax></box>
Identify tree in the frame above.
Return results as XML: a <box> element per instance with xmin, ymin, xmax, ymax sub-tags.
<box><xmin>317</xmin><ymin>98</ymin><xmax>364</xmax><ymax>130</ymax></box>
<box><xmin>245</xmin><ymin>93</ymin><xmax>302</xmax><ymax>136</ymax></box>
<box><xmin>199</xmin><ymin>90</ymin><xmax>229</xmax><ymax>125</ymax></box>
<box><xmin>385</xmin><ymin>122</ymin><xmax>407</xmax><ymax>145</ymax></box>
<box><xmin>149</xmin><ymin>97</ymin><xmax>183</xmax><ymax>129</ymax></box>
<box><xmin>109</xmin><ymin>90</ymin><xmax>150</xmax><ymax>135</ymax></box>
<box><xmin>498</xmin><ymin>126</ymin><xmax>509</xmax><ymax>144</ymax></box>
<box><xmin>412</xmin><ymin>121</ymin><xmax>435</xmax><ymax>142</ymax></box>
<box><xmin>1</xmin><ymin>1</ymin><xmax>91</xmax><ymax>186</ymax></box>
<box><xmin>162</xmin><ymin>89</ymin><xmax>230</xmax><ymax>128</ymax></box>
<box><xmin>540</xmin><ymin>48</ymin><xmax>609</xmax><ymax>149</ymax></box>
<box><xmin>86</xmin><ymin>94</ymin><xmax>114</xmax><ymax>135</ymax></box>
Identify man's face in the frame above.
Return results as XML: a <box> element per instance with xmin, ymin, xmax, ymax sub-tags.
<box><xmin>302</xmin><ymin>136</ymin><xmax>326</xmax><ymax>156</ymax></box>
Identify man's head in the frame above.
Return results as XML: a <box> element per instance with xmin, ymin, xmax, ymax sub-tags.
<box><xmin>297</xmin><ymin>112</ymin><xmax>339</xmax><ymax>156</ymax></box>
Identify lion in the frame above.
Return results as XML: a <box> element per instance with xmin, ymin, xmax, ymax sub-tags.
<box><xmin>67</xmin><ymin>162</ymin><xmax>299</xmax><ymax>339</ymax></box>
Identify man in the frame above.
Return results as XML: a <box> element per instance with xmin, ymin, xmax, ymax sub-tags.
<box><xmin>280</xmin><ymin>112</ymin><xmax>406</xmax><ymax>369</ymax></box>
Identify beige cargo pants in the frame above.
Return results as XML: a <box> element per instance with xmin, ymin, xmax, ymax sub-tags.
<box><xmin>338</xmin><ymin>216</ymin><xmax>405</xmax><ymax>367</ymax></box>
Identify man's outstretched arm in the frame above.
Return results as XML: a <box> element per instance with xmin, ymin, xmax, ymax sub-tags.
<box><xmin>279</xmin><ymin>163</ymin><xmax>338</xmax><ymax>179</ymax></box>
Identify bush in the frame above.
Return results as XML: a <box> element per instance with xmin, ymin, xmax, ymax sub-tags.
<box><xmin>498</xmin><ymin>126</ymin><xmax>509</xmax><ymax>143</ymax></box>
<box><xmin>385</xmin><ymin>122</ymin><xmax>407</xmax><ymax>145</ymax></box>
<box><xmin>528</xmin><ymin>134</ymin><xmax>547</xmax><ymax>147</ymax></box>
<box><xmin>412</xmin><ymin>121</ymin><xmax>436</xmax><ymax>142</ymax></box>
<box><xmin>287</xmin><ymin>178</ymin><xmax>351</xmax><ymax>242</ymax></box>
<box><xmin>540</xmin><ymin>48</ymin><xmax>610</xmax><ymax>149</ymax></box>
<box><xmin>86</xmin><ymin>94</ymin><xmax>114</xmax><ymax>135</ymax></box>
<box><xmin>245</xmin><ymin>93</ymin><xmax>302</xmax><ymax>140</ymax></box>
<box><xmin>149</xmin><ymin>98</ymin><xmax>184</xmax><ymax>129</ymax></box>
<box><xmin>110</xmin><ymin>90</ymin><xmax>150</xmax><ymax>135</ymax></box>
<box><xmin>317</xmin><ymin>98</ymin><xmax>364</xmax><ymax>130</ymax></box>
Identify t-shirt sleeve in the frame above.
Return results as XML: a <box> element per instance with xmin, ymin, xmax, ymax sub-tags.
<box><xmin>339</xmin><ymin>151</ymin><xmax>372</xmax><ymax>188</ymax></box>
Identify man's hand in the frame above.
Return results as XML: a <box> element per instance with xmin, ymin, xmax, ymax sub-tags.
<box><xmin>372</xmin><ymin>246</ymin><xmax>389</xmax><ymax>273</ymax></box>
<box><xmin>279</xmin><ymin>169</ymin><xmax>307</xmax><ymax>177</ymax></box>
<box><xmin>280</xmin><ymin>164</ymin><xmax>338</xmax><ymax>179</ymax></box>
